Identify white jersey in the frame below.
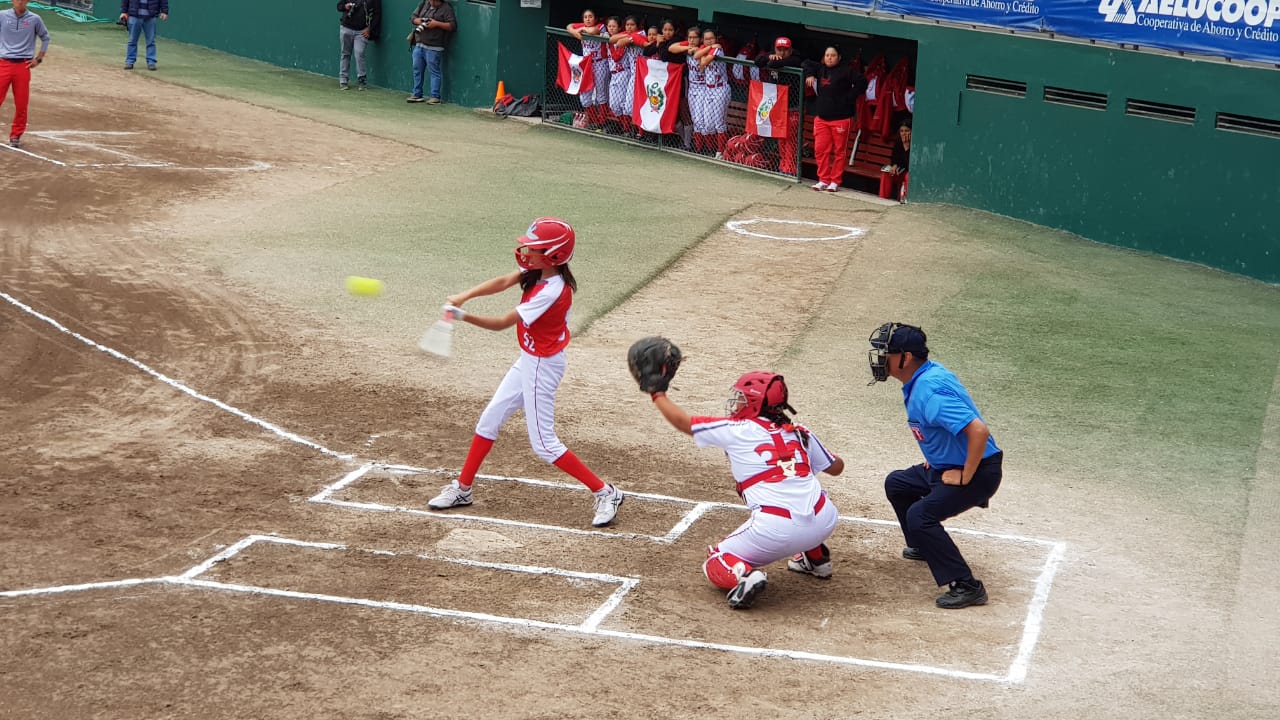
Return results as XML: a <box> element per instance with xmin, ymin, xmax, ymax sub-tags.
<box><xmin>691</xmin><ymin>416</ymin><xmax>835</xmax><ymax>516</ymax></box>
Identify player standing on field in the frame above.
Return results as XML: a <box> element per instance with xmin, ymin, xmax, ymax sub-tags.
<box><xmin>0</xmin><ymin>0</ymin><xmax>50</xmax><ymax>149</ymax></box>
<box><xmin>427</xmin><ymin>218</ymin><xmax>625</xmax><ymax>528</ymax></box>
<box><xmin>646</xmin><ymin>371</ymin><xmax>845</xmax><ymax>609</ymax></box>
<box><xmin>867</xmin><ymin>322</ymin><xmax>1003</xmax><ymax>609</ymax></box>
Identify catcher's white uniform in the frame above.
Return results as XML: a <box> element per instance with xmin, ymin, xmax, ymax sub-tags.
<box><xmin>691</xmin><ymin>416</ymin><xmax>839</xmax><ymax>568</ymax></box>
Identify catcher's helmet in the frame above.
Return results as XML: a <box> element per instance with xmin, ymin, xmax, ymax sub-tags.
<box><xmin>867</xmin><ymin>322</ymin><xmax>928</xmax><ymax>385</ymax></box>
<box><xmin>516</xmin><ymin>217</ymin><xmax>576</xmax><ymax>270</ymax></box>
<box><xmin>727</xmin><ymin>371</ymin><xmax>795</xmax><ymax>420</ymax></box>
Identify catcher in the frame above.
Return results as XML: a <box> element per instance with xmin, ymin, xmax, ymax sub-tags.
<box><xmin>628</xmin><ymin>337</ymin><xmax>845</xmax><ymax>609</ymax></box>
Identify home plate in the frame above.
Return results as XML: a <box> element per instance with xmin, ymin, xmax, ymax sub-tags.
<box><xmin>435</xmin><ymin>528</ymin><xmax>524</xmax><ymax>553</ymax></box>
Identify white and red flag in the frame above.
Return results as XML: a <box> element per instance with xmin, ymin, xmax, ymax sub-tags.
<box><xmin>747</xmin><ymin>80</ymin><xmax>789</xmax><ymax>138</ymax></box>
<box><xmin>632</xmin><ymin>58</ymin><xmax>682</xmax><ymax>133</ymax></box>
<box><xmin>556</xmin><ymin>43</ymin><xmax>594</xmax><ymax>96</ymax></box>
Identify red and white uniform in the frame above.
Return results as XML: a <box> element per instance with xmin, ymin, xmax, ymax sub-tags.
<box><xmin>688</xmin><ymin>47</ymin><xmax>730</xmax><ymax>135</ymax></box>
<box><xmin>474</xmin><ymin>272</ymin><xmax>574</xmax><ymax>462</ymax></box>
<box><xmin>608</xmin><ymin>32</ymin><xmax>645</xmax><ymax>120</ymax></box>
<box><xmin>691</xmin><ymin>416</ymin><xmax>839</xmax><ymax>567</ymax></box>
<box><xmin>570</xmin><ymin>22</ymin><xmax>610</xmax><ymax>110</ymax></box>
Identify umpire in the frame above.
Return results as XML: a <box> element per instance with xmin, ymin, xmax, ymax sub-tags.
<box><xmin>867</xmin><ymin>322</ymin><xmax>1003</xmax><ymax>609</ymax></box>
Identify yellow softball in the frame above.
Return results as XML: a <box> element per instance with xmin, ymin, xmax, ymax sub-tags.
<box><xmin>344</xmin><ymin>276</ymin><xmax>384</xmax><ymax>297</ymax></box>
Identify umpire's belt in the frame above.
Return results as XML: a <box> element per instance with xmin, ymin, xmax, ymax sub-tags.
<box><xmin>758</xmin><ymin>493</ymin><xmax>827</xmax><ymax>520</ymax></box>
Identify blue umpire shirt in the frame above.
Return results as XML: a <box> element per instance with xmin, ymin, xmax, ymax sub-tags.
<box><xmin>902</xmin><ymin>360</ymin><xmax>1000</xmax><ymax>468</ymax></box>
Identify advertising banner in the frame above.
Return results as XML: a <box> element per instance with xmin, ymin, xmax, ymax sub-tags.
<box><xmin>1051</xmin><ymin>0</ymin><xmax>1280</xmax><ymax>64</ymax></box>
<box><xmin>874</xmin><ymin>0</ymin><xmax>1048</xmax><ymax>31</ymax></box>
<box><xmin>866</xmin><ymin>0</ymin><xmax>1278</xmax><ymax>62</ymax></box>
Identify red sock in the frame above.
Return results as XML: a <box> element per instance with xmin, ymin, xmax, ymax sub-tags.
<box><xmin>457</xmin><ymin>434</ymin><xmax>495</xmax><ymax>488</ymax></box>
<box><xmin>716</xmin><ymin>133</ymin><xmax>727</xmax><ymax>154</ymax></box>
<box><xmin>552</xmin><ymin>450</ymin><xmax>605</xmax><ymax>492</ymax></box>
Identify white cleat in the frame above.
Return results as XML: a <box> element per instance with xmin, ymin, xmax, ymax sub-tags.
<box><xmin>591</xmin><ymin>484</ymin><xmax>624</xmax><ymax>527</ymax></box>
<box><xmin>727</xmin><ymin>569</ymin><xmax>768</xmax><ymax>609</ymax></box>
<box><xmin>787</xmin><ymin>553</ymin><xmax>833</xmax><ymax>579</ymax></box>
<box><xmin>427</xmin><ymin>480</ymin><xmax>473</xmax><ymax>510</ymax></box>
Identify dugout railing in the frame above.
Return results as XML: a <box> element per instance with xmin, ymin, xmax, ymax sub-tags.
<box><xmin>541</xmin><ymin>28</ymin><xmax>805</xmax><ymax>182</ymax></box>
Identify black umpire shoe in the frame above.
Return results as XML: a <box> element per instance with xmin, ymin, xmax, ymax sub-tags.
<box><xmin>936</xmin><ymin>579</ymin><xmax>988</xmax><ymax>609</ymax></box>
<box><xmin>902</xmin><ymin>547</ymin><xmax>925</xmax><ymax>561</ymax></box>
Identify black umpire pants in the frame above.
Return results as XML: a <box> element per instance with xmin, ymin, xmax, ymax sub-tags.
<box><xmin>885</xmin><ymin>452</ymin><xmax>1003</xmax><ymax>587</ymax></box>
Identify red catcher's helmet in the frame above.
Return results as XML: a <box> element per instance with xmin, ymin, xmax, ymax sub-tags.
<box><xmin>727</xmin><ymin>371</ymin><xmax>794</xmax><ymax>420</ymax></box>
<box><xmin>516</xmin><ymin>217</ymin><xmax>576</xmax><ymax>270</ymax></box>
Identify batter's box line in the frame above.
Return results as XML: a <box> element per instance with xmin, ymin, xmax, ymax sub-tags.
<box><xmin>0</xmin><ymin>132</ymin><xmax>271</xmax><ymax>172</ymax></box>
<box><xmin>312</xmin><ymin>463</ymin><xmax>1063</xmax><ymax>549</ymax></box>
<box><xmin>0</xmin><ymin>534</ymin><xmax>1030</xmax><ymax>683</ymax></box>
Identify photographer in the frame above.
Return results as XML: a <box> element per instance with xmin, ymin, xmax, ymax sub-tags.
<box><xmin>407</xmin><ymin>0</ymin><xmax>456</xmax><ymax>104</ymax></box>
<box><xmin>337</xmin><ymin>0</ymin><xmax>381</xmax><ymax>90</ymax></box>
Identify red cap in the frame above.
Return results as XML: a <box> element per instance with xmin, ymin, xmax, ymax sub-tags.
<box><xmin>774</xmin><ymin>37</ymin><xmax>791</xmax><ymax>49</ymax></box>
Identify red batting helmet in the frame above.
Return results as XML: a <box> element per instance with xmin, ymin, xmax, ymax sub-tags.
<box><xmin>516</xmin><ymin>217</ymin><xmax>576</xmax><ymax>270</ymax></box>
<box><xmin>726</xmin><ymin>371</ymin><xmax>795</xmax><ymax>420</ymax></box>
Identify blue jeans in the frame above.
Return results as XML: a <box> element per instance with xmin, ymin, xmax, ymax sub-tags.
<box><xmin>412</xmin><ymin>45</ymin><xmax>444</xmax><ymax>100</ymax></box>
<box><xmin>126</xmin><ymin>16</ymin><xmax>158</xmax><ymax>66</ymax></box>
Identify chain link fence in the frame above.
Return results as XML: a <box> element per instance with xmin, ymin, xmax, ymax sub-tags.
<box><xmin>541</xmin><ymin>28</ymin><xmax>805</xmax><ymax>181</ymax></box>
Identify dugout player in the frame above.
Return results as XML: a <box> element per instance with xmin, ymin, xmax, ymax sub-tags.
<box><xmin>0</xmin><ymin>0</ymin><xmax>50</xmax><ymax>149</ymax></box>
<box><xmin>867</xmin><ymin>322</ymin><xmax>1002</xmax><ymax>609</ymax></box>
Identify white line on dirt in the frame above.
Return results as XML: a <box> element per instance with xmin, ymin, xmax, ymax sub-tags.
<box><xmin>0</xmin><ymin>577</ymin><xmax>162</xmax><ymax>598</ymax></box>
<box><xmin>0</xmin><ymin>290</ymin><xmax>352</xmax><ymax>460</ymax></box>
<box><xmin>1005</xmin><ymin>540</ymin><xmax>1068</xmax><ymax>683</ymax></box>
<box><xmin>0</xmin><ymin>142</ymin><xmax>68</xmax><ymax>165</ymax></box>
<box><xmin>725</xmin><ymin>218</ymin><xmax>866</xmax><ymax>242</ymax></box>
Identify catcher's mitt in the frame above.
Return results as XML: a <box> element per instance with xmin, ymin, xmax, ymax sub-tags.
<box><xmin>627</xmin><ymin>336</ymin><xmax>682</xmax><ymax>394</ymax></box>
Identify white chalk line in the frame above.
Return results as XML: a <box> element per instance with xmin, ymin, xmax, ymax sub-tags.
<box><xmin>316</xmin><ymin>465</ymin><xmax>1058</xmax><ymax>547</ymax></box>
<box><xmin>725</xmin><ymin>218</ymin><xmax>866</xmax><ymax>242</ymax></box>
<box><xmin>0</xmin><ymin>535</ymin><xmax>1005</xmax><ymax>681</ymax></box>
<box><xmin>3</xmin><ymin>131</ymin><xmax>270</xmax><ymax>171</ymax></box>
<box><xmin>0</xmin><ymin>142</ymin><xmax>68</xmax><ymax>165</ymax></box>
<box><xmin>0</xmin><ymin>290</ymin><xmax>352</xmax><ymax>461</ymax></box>
<box><xmin>1006</xmin><ymin>540</ymin><xmax>1068</xmax><ymax>684</ymax></box>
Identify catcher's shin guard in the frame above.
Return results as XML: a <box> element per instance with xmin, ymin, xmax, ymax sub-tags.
<box><xmin>704</xmin><ymin>546</ymin><xmax>754</xmax><ymax>590</ymax></box>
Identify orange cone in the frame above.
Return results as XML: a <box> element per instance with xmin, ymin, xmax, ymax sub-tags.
<box><xmin>494</xmin><ymin>80</ymin><xmax>506</xmax><ymax>103</ymax></box>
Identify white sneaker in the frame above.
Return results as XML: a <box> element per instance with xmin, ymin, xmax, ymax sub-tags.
<box><xmin>824</xmin><ymin>183</ymin><xmax>839</xmax><ymax>193</ymax></box>
<box><xmin>787</xmin><ymin>548</ymin><xmax>833</xmax><ymax>579</ymax></box>
<box><xmin>811</xmin><ymin>181</ymin><xmax>826</xmax><ymax>191</ymax></box>
<box><xmin>591</xmin><ymin>484</ymin><xmax>624</xmax><ymax>527</ymax></box>
<box><xmin>727</xmin><ymin>569</ymin><xmax>768</xmax><ymax>609</ymax></box>
<box><xmin>427</xmin><ymin>480</ymin><xmax>473</xmax><ymax>510</ymax></box>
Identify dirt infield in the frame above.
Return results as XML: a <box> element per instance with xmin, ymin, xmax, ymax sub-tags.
<box><xmin>2</xmin><ymin>49</ymin><xmax>1277</xmax><ymax>720</ymax></box>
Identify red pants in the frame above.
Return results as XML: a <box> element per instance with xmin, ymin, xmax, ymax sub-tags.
<box><xmin>813</xmin><ymin>117</ymin><xmax>853</xmax><ymax>186</ymax></box>
<box><xmin>880</xmin><ymin>171</ymin><xmax>909</xmax><ymax>202</ymax></box>
<box><xmin>0</xmin><ymin>59</ymin><xmax>31</xmax><ymax>140</ymax></box>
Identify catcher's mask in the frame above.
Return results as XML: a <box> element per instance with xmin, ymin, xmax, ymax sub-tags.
<box><xmin>727</xmin><ymin>371</ymin><xmax>795</xmax><ymax>419</ymax></box>
<box><xmin>867</xmin><ymin>322</ymin><xmax>928</xmax><ymax>385</ymax></box>
<box><xmin>516</xmin><ymin>217</ymin><xmax>576</xmax><ymax>270</ymax></box>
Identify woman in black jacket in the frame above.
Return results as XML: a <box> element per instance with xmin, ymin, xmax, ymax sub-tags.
<box><xmin>802</xmin><ymin>46</ymin><xmax>868</xmax><ymax>192</ymax></box>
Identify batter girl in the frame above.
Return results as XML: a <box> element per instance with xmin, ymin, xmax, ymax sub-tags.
<box><xmin>428</xmin><ymin>217</ymin><xmax>625</xmax><ymax>528</ymax></box>
<box><xmin>647</xmin><ymin>371</ymin><xmax>845</xmax><ymax>609</ymax></box>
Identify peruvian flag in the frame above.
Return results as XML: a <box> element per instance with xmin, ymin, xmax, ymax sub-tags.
<box><xmin>632</xmin><ymin>58</ymin><xmax>682</xmax><ymax>133</ymax></box>
<box><xmin>747</xmin><ymin>80</ymin><xmax>789</xmax><ymax>138</ymax></box>
<box><xmin>557</xmin><ymin>43</ymin><xmax>594</xmax><ymax>96</ymax></box>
